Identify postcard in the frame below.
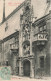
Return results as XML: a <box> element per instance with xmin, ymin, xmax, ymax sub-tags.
<box><xmin>0</xmin><ymin>0</ymin><xmax>51</xmax><ymax>81</ymax></box>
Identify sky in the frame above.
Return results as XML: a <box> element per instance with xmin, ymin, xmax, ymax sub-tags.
<box><xmin>0</xmin><ymin>0</ymin><xmax>47</xmax><ymax>23</ymax></box>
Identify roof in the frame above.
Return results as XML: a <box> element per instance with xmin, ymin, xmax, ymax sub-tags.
<box><xmin>0</xmin><ymin>0</ymin><xmax>25</xmax><ymax>26</ymax></box>
<box><xmin>2</xmin><ymin>31</ymin><xmax>19</xmax><ymax>42</ymax></box>
<box><xmin>33</xmin><ymin>13</ymin><xmax>50</xmax><ymax>26</ymax></box>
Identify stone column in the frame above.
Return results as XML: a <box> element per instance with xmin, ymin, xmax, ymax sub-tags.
<box><xmin>30</xmin><ymin>60</ymin><xmax>34</xmax><ymax>78</ymax></box>
<box><xmin>19</xmin><ymin>59</ymin><xmax>23</xmax><ymax>76</ymax></box>
<box><xmin>30</xmin><ymin>23</ymin><xmax>33</xmax><ymax>56</ymax></box>
<box><xmin>13</xmin><ymin>55</ymin><xmax>17</xmax><ymax>75</ymax></box>
<box><xmin>19</xmin><ymin>24</ymin><xmax>23</xmax><ymax>57</ymax></box>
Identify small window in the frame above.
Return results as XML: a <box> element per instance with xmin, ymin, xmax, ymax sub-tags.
<box><xmin>15</xmin><ymin>36</ymin><xmax>19</xmax><ymax>42</ymax></box>
<box><xmin>5</xmin><ymin>26</ymin><xmax>8</xmax><ymax>31</ymax></box>
<box><xmin>40</xmin><ymin>56</ymin><xmax>44</xmax><ymax>68</ymax></box>
<box><xmin>5</xmin><ymin>22</ymin><xmax>8</xmax><ymax>32</ymax></box>
<box><xmin>6</xmin><ymin>61</ymin><xmax>9</xmax><ymax>66</ymax></box>
<box><xmin>39</xmin><ymin>27</ymin><xmax>43</xmax><ymax>32</ymax></box>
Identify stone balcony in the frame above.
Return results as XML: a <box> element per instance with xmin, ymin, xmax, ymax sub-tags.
<box><xmin>10</xmin><ymin>43</ymin><xmax>19</xmax><ymax>53</ymax></box>
<box><xmin>33</xmin><ymin>33</ymin><xmax>48</xmax><ymax>46</ymax></box>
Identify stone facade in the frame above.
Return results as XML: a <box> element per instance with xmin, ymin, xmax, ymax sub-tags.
<box><xmin>19</xmin><ymin>0</ymin><xmax>34</xmax><ymax>78</ymax></box>
<box><xmin>32</xmin><ymin>11</ymin><xmax>51</xmax><ymax>78</ymax></box>
<box><xmin>1</xmin><ymin>31</ymin><xmax>19</xmax><ymax>75</ymax></box>
<box><xmin>0</xmin><ymin>0</ymin><xmax>51</xmax><ymax>79</ymax></box>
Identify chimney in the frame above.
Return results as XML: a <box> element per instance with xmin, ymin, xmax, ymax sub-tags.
<box><xmin>2</xmin><ymin>0</ymin><xmax>5</xmax><ymax>22</ymax></box>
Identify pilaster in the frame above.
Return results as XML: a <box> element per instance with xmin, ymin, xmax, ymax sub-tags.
<box><xmin>30</xmin><ymin>60</ymin><xmax>34</xmax><ymax>78</ymax></box>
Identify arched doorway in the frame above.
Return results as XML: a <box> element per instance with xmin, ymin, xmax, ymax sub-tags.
<box><xmin>23</xmin><ymin>60</ymin><xmax>30</xmax><ymax>77</ymax></box>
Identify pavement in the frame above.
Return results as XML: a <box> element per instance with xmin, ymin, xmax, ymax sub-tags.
<box><xmin>0</xmin><ymin>75</ymin><xmax>51</xmax><ymax>81</ymax></box>
<box><xmin>11</xmin><ymin>76</ymin><xmax>51</xmax><ymax>81</ymax></box>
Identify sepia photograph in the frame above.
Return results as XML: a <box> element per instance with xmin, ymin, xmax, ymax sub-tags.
<box><xmin>0</xmin><ymin>0</ymin><xmax>51</xmax><ymax>80</ymax></box>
